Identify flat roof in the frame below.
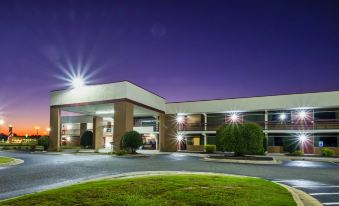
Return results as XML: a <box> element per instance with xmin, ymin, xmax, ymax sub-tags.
<box><xmin>50</xmin><ymin>80</ymin><xmax>339</xmax><ymax>114</ymax></box>
<box><xmin>50</xmin><ymin>81</ymin><xmax>166</xmax><ymax>112</ymax></box>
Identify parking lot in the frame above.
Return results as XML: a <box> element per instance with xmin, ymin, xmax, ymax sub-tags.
<box><xmin>0</xmin><ymin>151</ymin><xmax>338</xmax><ymax>205</ymax></box>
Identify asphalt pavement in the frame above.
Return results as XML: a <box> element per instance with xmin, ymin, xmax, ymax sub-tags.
<box><xmin>0</xmin><ymin>151</ymin><xmax>338</xmax><ymax>205</ymax></box>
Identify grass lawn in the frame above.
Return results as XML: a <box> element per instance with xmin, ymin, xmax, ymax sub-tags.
<box><xmin>0</xmin><ymin>156</ymin><xmax>15</xmax><ymax>164</ymax></box>
<box><xmin>0</xmin><ymin>174</ymin><xmax>296</xmax><ymax>206</ymax></box>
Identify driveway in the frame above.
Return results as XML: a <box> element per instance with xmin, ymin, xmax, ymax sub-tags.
<box><xmin>0</xmin><ymin>151</ymin><xmax>338</xmax><ymax>205</ymax></box>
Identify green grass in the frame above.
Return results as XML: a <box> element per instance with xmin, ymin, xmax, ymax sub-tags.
<box><xmin>0</xmin><ymin>156</ymin><xmax>15</xmax><ymax>164</ymax></box>
<box><xmin>0</xmin><ymin>175</ymin><xmax>296</xmax><ymax>206</ymax></box>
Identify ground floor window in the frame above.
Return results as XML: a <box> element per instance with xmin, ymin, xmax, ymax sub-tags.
<box><xmin>314</xmin><ymin>134</ymin><xmax>338</xmax><ymax>147</ymax></box>
<box><xmin>141</xmin><ymin>134</ymin><xmax>157</xmax><ymax>150</ymax></box>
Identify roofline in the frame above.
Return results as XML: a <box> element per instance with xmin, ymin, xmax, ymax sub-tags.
<box><xmin>166</xmin><ymin>89</ymin><xmax>339</xmax><ymax>104</ymax></box>
<box><xmin>51</xmin><ymin>98</ymin><xmax>165</xmax><ymax>114</ymax></box>
<box><xmin>50</xmin><ymin>80</ymin><xmax>166</xmax><ymax>100</ymax></box>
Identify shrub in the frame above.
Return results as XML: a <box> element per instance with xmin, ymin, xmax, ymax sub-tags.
<box><xmin>38</xmin><ymin>136</ymin><xmax>49</xmax><ymax>150</ymax></box>
<box><xmin>80</xmin><ymin>131</ymin><xmax>93</xmax><ymax>148</ymax></box>
<box><xmin>121</xmin><ymin>131</ymin><xmax>142</xmax><ymax>153</ymax></box>
<box><xmin>242</xmin><ymin>123</ymin><xmax>265</xmax><ymax>155</ymax></box>
<box><xmin>216</xmin><ymin>123</ymin><xmax>264</xmax><ymax>156</ymax></box>
<box><xmin>290</xmin><ymin>150</ymin><xmax>304</xmax><ymax>156</ymax></box>
<box><xmin>216</xmin><ymin>124</ymin><xmax>246</xmax><ymax>156</ymax></box>
<box><xmin>115</xmin><ymin>149</ymin><xmax>128</xmax><ymax>156</ymax></box>
<box><xmin>321</xmin><ymin>148</ymin><xmax>334</xmax><ymax>157</ymax></box>
<box><xmin>205</xmin><ymin>145</ymin><xmax>216</xmax><ymax>153</ymax></box>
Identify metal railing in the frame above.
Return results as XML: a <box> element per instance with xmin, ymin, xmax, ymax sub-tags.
<box><xmin>177</xmin><ymin>120</ymin><xmax>339</xmax><ymax>131</ymax></box>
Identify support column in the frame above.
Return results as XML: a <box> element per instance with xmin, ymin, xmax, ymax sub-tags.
<box><xmin>159</xmin><ymin>114</ymin><xmax>177</xmax><ymax>152</ymax></box>
<box><xmin>264</xmin><ymin>110</ymin><xmax>269</xmax><ymax>153</ymax></box>
<box><xmin>80</xmin><ymin>123</ymin><xmax>87</xmax><ymax>138</ymax></box>
<box><xmin>93</xmin><ymin>117</ymin><xmax>104</xmax><ymax>151</ymax></box>
<box><xmin>49</xmin><ymin>107</ymin><xmax>61</xmax><ymax>151</ymax></box>
<box><xmin>113</xmin><ymin>101</ymin><xmax>134</xmax><ymax>151</ymax></box>
<box><xmin>264</xmin><ymin>110</ymin><xmax>268</xmax><ymax>130</ymax></box>
<box><xmin>203</xmin><ymin>133</ymin><xmax>207</xmax><ymax>146</ymax></box>
<box><xmin>202</xmin><ymin>113</ymin><xmax>207</xmax><ymax>131</ymax></box>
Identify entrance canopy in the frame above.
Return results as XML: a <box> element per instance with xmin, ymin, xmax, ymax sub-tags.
<box><xmin>50</xmin><ymin>81</ymin><xmax>166</xmax><ymax>113</ymax></box>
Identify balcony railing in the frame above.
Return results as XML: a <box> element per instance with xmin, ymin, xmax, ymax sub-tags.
<box><xmin>177</xmin><ymin>120</ymin><xmax>339</xmax><ymax>131</ymax></box>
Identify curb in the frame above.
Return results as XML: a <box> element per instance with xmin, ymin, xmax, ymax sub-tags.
<box><xmin>277</xmin><ymin>183</ymin><xmax>323</xmax><ymax>206</ymax></box>
<box><xmin>272</xmin><ymin>155</ymin><xmax>339</xmax><ymax>163</ymax></box>
<box><xmin>202</xmin><ymin>157</ymin><xmax>281</xmax><ymax>165</ymax></box>
<box><xmin>114</xmin><ymin>154</ymin><xmax>151</xmax><ymax>158</ymax></box>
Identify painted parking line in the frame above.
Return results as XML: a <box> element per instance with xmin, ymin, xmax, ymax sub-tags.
<box><xmin>310</xmin><ymin>193</ymin><xmax>339</xmax><ymax>196</ymax></box>
<box><xmin>272</xmin><ymin>179</ymin><xmax>339</xmax><ymax>206</ymax></box>
<box><xmin>293</xmin><ymin>186</ymin><xmax>339</xmax><ymax>188</ymax></box>
<box><xmin>323</xmin><ymin>203</ymin><xmax>339</xmax><ymax>205</ymax></box>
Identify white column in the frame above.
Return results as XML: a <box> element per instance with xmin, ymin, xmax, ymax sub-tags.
<box><xmin>202</xmin><ymin>113</ymin><xmax>207</xmax><ymax>131</ymax></box>
<box><xmin>203</xmin><ymin>133</ymin><xmax>207</xmax><ymax>146</ymax></box>
<box><xmin>264</xmin><ymin>110</ymin><xmax>268</xmax><ymax>130</ymax></box>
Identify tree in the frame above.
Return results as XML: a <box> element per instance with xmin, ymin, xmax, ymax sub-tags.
<box><xmin>216</xmin><ymin>123</ymin><xmax>264</xmax><ymax>156</ymax></box>
<box><xmin>80</xmin><ymin>131</ymin><xmax>93</xmax><ymax>148</ymax></box>
<box><xmin>121</xmin><ymin>131</ymin><xmax>142</xmax><ymax>153</ymax></box>
<box><xmin>38</xmin><ymin>136</ymin><xmax>49</xmax><ymax>150</ymax></box>
<box><xmin>242</xmin><ymin>123</ymin><xmax>265</xmax><ymax>155</ymax></box>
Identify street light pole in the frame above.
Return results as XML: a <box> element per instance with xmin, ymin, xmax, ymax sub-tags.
<box><xmin>0</xmin><ymin>119</ymin><xmax>4</xmax><ymax>140</ymax></box>
<box><xmin>35</xmin><ymin>126</ymin><xmax>40</xmax><ymax>136</ymax></box>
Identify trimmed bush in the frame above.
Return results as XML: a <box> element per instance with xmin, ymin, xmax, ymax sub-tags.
<box><xmin>121</xmin><ymin>131</ymin><xmax>142</xmax><ymax>153</ymax></box>
<box><xmin>321</xmin><ymin>148</ymin><xmax>334</xmax><ymax>157</ymax></box>
<box><xmin>290</xmin><ymin>150</ymin><xmax>304</xmax><ymax>156</ymax></box>
<box><xmin>80</xmin><ymin>131</ymin><xmax>93</xmax><ymax>148</ymax></box>
<box><xmin>38</xmin><ymin>136</ymin><xmax>49</xmax><ymax>150</ymax></box>
<box><xmin>115</xmin><ymin>149</ymin><xmax>128</xmax><ymax>156</ymax></box>
<box><xmin>216</xmin><ymin>123</ymin><xmax>264</xmax><ymax>156</ymax></box>
<box><xmin>205</xmin><ymin>145</ymin><xmax>216</xmax><ymax>153</ymax></box>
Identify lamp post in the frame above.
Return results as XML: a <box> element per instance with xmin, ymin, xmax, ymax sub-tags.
<box><xmin>35</xmin><ymin>126</ymin><xmax>40</xmax><ymax>136</ymax></box>
<box><xmin>0</xmin><ymin>119</ymin><xmax>4</xmax><ymax>140</ymax></box>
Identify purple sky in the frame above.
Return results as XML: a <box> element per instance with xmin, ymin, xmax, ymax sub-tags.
<box><xmin>0</xmin><ymin>0</ymin><xmax>339</xmax><ymax>134</ymax></box>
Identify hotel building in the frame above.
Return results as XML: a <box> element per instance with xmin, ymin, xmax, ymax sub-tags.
<box><xmin>50</xmin><ymin>81</ymin><xmax>339</xmax><ymax>154</ymax></box>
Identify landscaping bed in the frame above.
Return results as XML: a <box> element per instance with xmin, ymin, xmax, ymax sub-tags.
<box><xmin>0</xmin><ymin>174</ymin><xmax>296</xmax><ymax>206</ymax></box>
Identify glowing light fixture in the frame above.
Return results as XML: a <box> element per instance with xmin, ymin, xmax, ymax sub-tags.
<box><xmin>176</xmin><ymin>134</ymin><xmax>184</xmax><ymax>142</ymax></box>
<box><xmin>297</xmin><ymin>110</ymin><xmax>307</xmax><ymax>120</ymax></box>
<box><xmin>176</xmin><ymin>116</ymin><xmax>185</xmax><ymax>124</ymax></box>
<box><xmin>298</xmin><ymin>133</ymin><xmax>308</xmax><ymax>143</ymax></box>
<box><xmin>46</xmin><ymin>128</ymin><xmax>51</xmax><ymax>132</ymax></box>
<box><xmin>96</xmin><ymin>110</ymin><xmax>115</xmax><ymax>115</ymax></box>
<box><xmin>66</xmin><ymin>136</ymin><xmax>71</xmax><ymax>141</ymax></box>
<box><xmin>279</xmin><ymin>113</ymin><xmax>287</xmax><ymax>121</ymax></box>
<box><xmin>72</xmin><ymin>76</ymin><xmax>85</xmax><ymax>88</ymax></box>
<box><xmin>0</xmin><ymin>119</ymin><xmax>4</xmax><ymax>125</ymax></box>
<box><xmin>229</xmin><ymin>113</ymin><xmax>240</xmax><ymax>123</ymax></box>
